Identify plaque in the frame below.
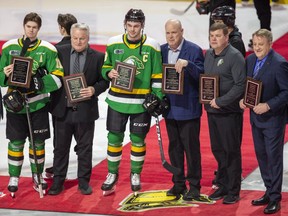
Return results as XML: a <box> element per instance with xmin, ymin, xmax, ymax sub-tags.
<box><xmin>243</xmin><ymin>77</ymin><xmax>262</xmax><ymax>108</ymax></box>
<box><xmin>63</xmin><ymin>73</ymin><xmax>90</xmax><ymax>104</ymax></box>
<box><xmin>8</xmin><ymin>56</ymin><xmax>33</xmax><ymax>88</ymax></box>
<box><xmin>162</xmin><ymin>64</ymin><xmax>184</xmax><ymax>95</ymax></box>
<box><xmin>111</xmin><ymin>61</ymin><xmax>136</xmax><ymax>92</ymax></box>
<box><xmin>199</xmin><ymin>74</ymin><xmax>219</xmax><ymax>104</ymax></box>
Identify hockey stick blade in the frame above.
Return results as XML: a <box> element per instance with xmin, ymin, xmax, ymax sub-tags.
<box><xmin>162</xmin><ymin>160</ymin><xmax>181</xmax><ymax>175</ymax></box>
<box><xmin>170</xmin><ymin>0</ymin><xmax>195</xmax><ymax>15</ymax></box>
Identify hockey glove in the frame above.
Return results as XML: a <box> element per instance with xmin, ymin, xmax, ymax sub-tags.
<box><xmin>143</xmin><ymin>93</ymin><xmax>160</xmax><ymax>117</ymax></box>
<box><xmin>3</xmin><ymin>90</ymin><xmax>24</xmax><ymax>113</ymax></box>
<box><xmin>30</xmin><ymin>73</ymin><xmax>44</xmax><ymax>91</ymax></box>
<box><xmin>196</xmin><ymin>1</ymin><xmax>210</xmax><ymax>15</ymax></box>
<box><xmin>154</xmin><ymin>97</ymin><xmax>170</xmax><ymax>117</ymax></box>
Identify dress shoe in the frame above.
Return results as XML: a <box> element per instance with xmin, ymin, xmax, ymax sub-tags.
<box><xmin>223</xmin><ymin>195</ymin><xmax>240</xmax><ymax>204</ymax></box>
<box><xmin>208</xmin><ymin>187</ymin><xmax>228</xmax><ymax>200</ymax></box>
<box><xmin>78</xmin><ymin>184</ymin><xmax>93</xmax><ymax>195</ymax></box>
<box><xmin>183</xmin><ymin>188</ymin><xmax>200</xmax><ymax>201</ymax></box>
<box><xmin>264</xmin><ymin>201</ymin><xmax>281</xmax><ymax>214</ymax></box>
<box><xmin>48</xmin><ymin>183</ymin><xmax>64</xmax><ymax>195</ymax></box>
<box><xmin>166</xmin><ymin>186</ymin><xmax>187</xmax><ymax>197</ymax></box>
<box><xmin>251</xmin><ymin>194</ymin><xmax>270</xmax><ymax>206</ymax></box>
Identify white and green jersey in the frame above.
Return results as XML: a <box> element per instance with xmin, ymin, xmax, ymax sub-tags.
<box><xmin>102</xmin><ymin>34</ymin><xmax>163</xmax><ymax>114</ymax></box>
<box><xmin>0</xmin><ymin>38</ymin><xmax>64</xmax><ymax>113</ymax></box>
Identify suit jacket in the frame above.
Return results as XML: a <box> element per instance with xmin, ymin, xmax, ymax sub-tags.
<box><xmin>246</xmin><ymin>49</ymin><xmax>288</xmax><ymax>128</ymax></box>
<box><xmin>161</xmin><ymin>39</ymin><xmax>204</xmax><ymax>120</ymax></box>
<box><xmin>50</xmin><ymin>44</ymin><xmax>109</xmax><ymax>122</ymax></box>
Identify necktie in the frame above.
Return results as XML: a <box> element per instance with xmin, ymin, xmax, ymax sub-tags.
<box><xmin>253</xmin><ymin>59</ymin><xmax>264</xmax><ymax>78</ymax></box>
<box><xmin>73</xmin><ymin>52</ymin><xmax>81</xmax><ymax>74</ymax></box>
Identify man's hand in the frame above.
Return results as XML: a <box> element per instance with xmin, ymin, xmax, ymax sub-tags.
<box><xmin>209</xmin><ymin>98</ymin><xmax>220</xmax><ymax>109</ymax></box>
<box><xmin>175</xmin><ymin>58</ymin><xmax>188</xmax><ymax>73</ymax></box>
<box><xmin>3</xmin><ymin>64</ymin><xmax>13</xmax><ymax>77</ymax></box>
<box><xmin>80</xmin><ymin>86</ymin><xmax>95</xmax><ymax>97</ymax></box>
<box><xmin>108</xmin><ymin>69</ymin><xmax>119</xmax><ymax>79</ymax></box>
<box><xmin>253</xmin><ymin>103</ymin><xmax>270</xmax><ymax>115</ymax></box>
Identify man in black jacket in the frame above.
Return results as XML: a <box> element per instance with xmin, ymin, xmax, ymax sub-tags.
<box><xmin>48</xmin><ymin>23</ymin><xmax>109</xmax><ymax>195</ymax></box>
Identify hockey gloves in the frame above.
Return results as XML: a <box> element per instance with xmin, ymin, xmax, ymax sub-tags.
<box><xmin>30</xmin><ymin>72</ymin><xmax>44</xmax><ymax>92</ymax></box>
<box><xmin>143</xmin><ymin>93</ymin><xmax>169</xmax><ymax>117</ymax></box>
<box><xmin>3</xmin><ymin>90</ymin><xmax>24</xmax><ymax>113</ymax></box>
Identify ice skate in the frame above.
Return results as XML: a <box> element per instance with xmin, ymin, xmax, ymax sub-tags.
<box><xmin>101</xmin><ymin>173</ymin><xmax>118</xmax><ymax>196</ymax></box>
<box><xmin>131</xmin><ymin>173</ymin><xmax>141</xmax><ymax>196</ymax></box>
<box><xmin>32</xmin><ymin>173</ymin><xmax>48</xmax><ymax>195</ymax></box>
<box><xmin>8</xmin><ymin>176</ymin><xmax>19</xmax><ymax>198</ymax></box>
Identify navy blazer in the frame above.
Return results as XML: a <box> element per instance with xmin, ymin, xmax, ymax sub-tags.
<box><xmin>246</xmin><ymin>49</ymin><xmax>288</xmax><ymax>128</ymax></box>
<box><xmin>161</xmin><ymin>39</ymin><xmax>204</xmax><ymax>120</ymax></box>
<box><xmin>50</xmin><ymin>44</ymin><xmax>109</xmax><ymax>122</ymax></box>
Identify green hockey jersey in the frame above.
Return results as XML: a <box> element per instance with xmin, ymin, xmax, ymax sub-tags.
<box><xmin>0</xmin><ymin>38</ymin><xmax>64</xmax><ymax>113</ymax></box>
<box><xmin>102</xmin><ymin>34</ymin><xmax>163</xmax><ymax>114</ymax></box>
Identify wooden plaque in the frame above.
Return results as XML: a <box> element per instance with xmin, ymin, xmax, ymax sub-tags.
<box><xmin>111</xmin><ymin>61</ymin><xmax>136</xmax><ymax>92</ymax></box>
<box><xmin>63</xmin><ymin>73</ymin><xmax>90</xmax><ymax>104</ymax></box>
<box><xmin>8</xmin><ymin>56</ymin><xmax>33</xmax><ymax>88</ymax></box>
<box><xmin>162</xmin><ymin>64</ymin><xmax>184</xmax><ymax>95</ymax></box>
<box><xmin>243</xmin><ymin>77</ymin><xmax>262</xmax><ymax>108</ymax></box>
<box><xmin>199</xmin><ymin>74</ymin><xmax>219</xmax><ymax>104</ymax></box>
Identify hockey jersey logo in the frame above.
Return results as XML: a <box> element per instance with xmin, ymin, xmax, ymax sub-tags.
<box><xmin>124</xmin><ymin>55</ymin><xmax>144</xmax><ymax>76</ymax></box>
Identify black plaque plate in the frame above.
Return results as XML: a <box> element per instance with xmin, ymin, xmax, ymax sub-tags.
<box><xmin>162</xmin><ymin>64</ymin><xmax>184</xmax><ymax>95</ymax></box>
<box><xmin>199</xmin><ymin>74</ymin><xmax>219</xmax><ymax>104</ymax></box>
<box><xmin>63</xmin><ymin>73</ymin><xmax>90</xmax><ymax>104</ymax></box>
<box><xmin>243</xmin><ymin>77</ymin><xmax>262</xmax><ymax>108</ymax></box>
<box><xmin>111</xmin><ymin>61</ymin><xmax>136</xmax><ymax>92</ymax></box>
<box><xmin>8</xmin><ymin>56</ymin><xmax>33</xmax><ymax>88</ymax></box>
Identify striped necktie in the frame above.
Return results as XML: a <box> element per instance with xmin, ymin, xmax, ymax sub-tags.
<box><xmin>253</xmin><ymin>59</ymin><xmax>264</xmax><ymax>78</ymax></box>
<box><xmin>73</xmin><ymin>52</ymin><xmax>81</xmax><ymax>74</ymax></box>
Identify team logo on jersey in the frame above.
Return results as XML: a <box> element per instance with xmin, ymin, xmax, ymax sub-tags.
<box><xmin>124</xmin><ymin>56</ymin><xmax>144</xmax><ymax>75</ymax></box>
<box><xmin>217</xmin><ymin>59</ymin><xmax>224</xmax><ymax>66</ymax></box>
<box><xmin>114</xmin><ymin>49</ymin><xmax>124</xmax><ymax>54</ymax></box>
<box><xmin>9</xmin><ymin>50</ymin><xmax>21</xmax><ymax>56</ymax></box>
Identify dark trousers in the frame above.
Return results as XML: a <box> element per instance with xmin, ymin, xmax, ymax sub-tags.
<box><xmin>53</xmin><ymin>114</ymin><xmax>95</xmax><ymax>187</ymax></box>
<box><xmin>251</xmin><ymin>123</ymin><xmax>285</xmax><ymax>202</ymax></box>
<box><xmin>254</xmin><ymin>0</ymin><xmax>271</xmax><ymax>31</ymax></box>
<box><xmin>207</xmin><ymin>112</ymin><xmax>242</xmax><ymax>196</ymax></box>
<box><xmin>165</xmin><ymin>118</ymin><xmax>201</xmax><ymax>190</ymax></box>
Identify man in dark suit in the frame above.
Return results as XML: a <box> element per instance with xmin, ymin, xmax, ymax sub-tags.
<box><xmin>48</xmin><ymin>23</ymin><xmax>109</xmax><ymax>195</ymax></box>
<box><xmin>240</xmin><ymin>29</ymin><xmax>288</xmax><ymax>214</ymax></box>
<box><xmin>161</xmin><ymin>19</ymin><xmax>204</xmax><ymax>200</ymax></box>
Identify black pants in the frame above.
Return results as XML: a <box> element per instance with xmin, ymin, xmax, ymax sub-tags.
<box><xmin>207</xmin><ymin>112</ymin><xmax>242</xmax><ymax>196</ymax></box>
<box><xmin>53</xmin><ymin>113</ymin><xmax>95</xmax><ymax>187</ymax></box>
<box><xmin>165</xmin><ymin>118</ymin><xmax>201</xmax><ymax>190</ymax></box>
<box><xmin>252</xmin><ymin>123</ymin><xmax>285</xmax><ymax>202</ymax></box>
<box><xmin>254</xmin><ymin>0</ymin><xmax>271</xmax><ymax>31</ymax></box>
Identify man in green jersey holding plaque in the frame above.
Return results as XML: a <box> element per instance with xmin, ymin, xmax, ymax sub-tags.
<box><xmin>0</xmin><ymin>12</ymin><xmax>63</xmax><ymax>197</ymax></box>
<box><xmin>101</xmin><ymin>8</ymin><xmax>164</xmax><ymax>196</ymax></box>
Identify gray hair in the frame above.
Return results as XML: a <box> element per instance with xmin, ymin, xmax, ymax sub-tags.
<box><xmin>70</xmin><ymin>23</ymin><xmax>90</xmax><ymax>36</ymax></box>
<box><xmin>252</xmin><ymin>29</ymin><xmax>273</xmax><ymax>43</ymax></box>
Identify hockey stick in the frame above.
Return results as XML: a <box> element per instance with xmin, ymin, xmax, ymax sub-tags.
<box><xmin>24</xmin><ymin>94</ymin><xmax>44</xmax><ymax>198</ymax></box>
<box><xmin>155</xmin><ymin>116</ymin><xmax>181</xmax><ymax>175</ymax></box>
<box><xmin>170</xmin><ymin>0</ymin><xmax>196</xmax><ymax>15</ymax></box>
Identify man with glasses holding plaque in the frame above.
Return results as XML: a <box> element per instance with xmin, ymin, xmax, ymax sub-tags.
<box><xmin>161</xmin><ymin>19</ymin><xmax>204</xmax><ymax>200</ymax></box>
<box><xmin>0</xmin><ymin>12</ymin><xmax>63</xmax><ymax>197</ymax></box>
<box><xmin>48</xmin><ymin>23</ymin><xmax>109</xmax><ymax>195</ymax></box>
<box><xmin>239</xmin><ymin>29</ymin><xmax>288</xmax><ymax>214</ymax></box>
<box><xmin>204</xmin><ymin>23</ymin><xmax>245</xmax><ymax>204</ymax></box>
<box><xmin>101</xmin><ymin>8</ymin><xmax>163</xmax><ymax>196</ymax></box>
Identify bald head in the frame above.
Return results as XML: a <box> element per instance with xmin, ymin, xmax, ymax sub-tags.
<box><xmin>165</xmin><ymin>19</ymin><xmax>184</xmax><ymax>50</ymax></box>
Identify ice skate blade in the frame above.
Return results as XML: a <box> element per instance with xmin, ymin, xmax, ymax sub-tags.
<box><xmin>33</xmin><ymin>185</ymin><xmax>46</xmax><ymax>195</ymax></box>
<box><xmin>10</xmin><ymin>192</ymin><xmax>15</xmax><ymax>198</ymax></box>
<box><xmin>133</xmin><ymin>191</ymin><xmax>139</xmax><ymax>197</ymax></box>
<box><xmin>102</xmin><ymin>186</ymin><xmax>116</xmax><ymax>196</ymax></box>
<box><xmin>212</xmin><ymin>185</ymin><xmax>219</xmax><ymax>190</ymax></box>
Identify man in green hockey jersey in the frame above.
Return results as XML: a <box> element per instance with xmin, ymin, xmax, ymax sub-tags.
<box><xmin>101</xmin><ymin>8</ymin><xmax>164</xmax><ymax>195</ymax></box>
<box><xmin>0</xmin><ymin>12</ymin><xmax>63</xmax><ymax>196</ymax></box>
